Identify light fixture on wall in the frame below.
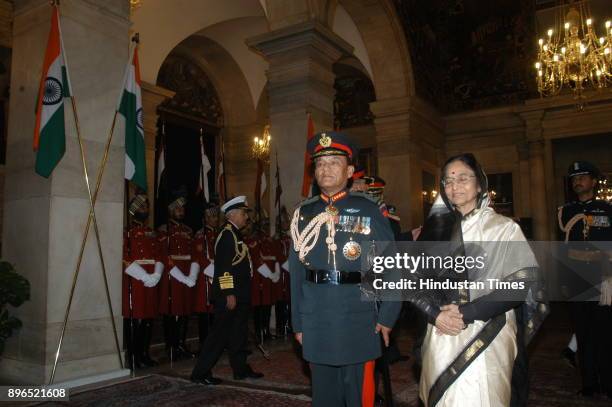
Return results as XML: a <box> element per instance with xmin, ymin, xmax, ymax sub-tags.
<box><xmin>421</xmin><ymin>189</ymin><xmax>438</xmax><ymax>204</ymax></box>
<box><xmin>252</xmin><ymin>125</ymin><xmax>271</xmax><ymax>161</ymax></box>
<box><xmin>130</xmin><ymin>0</ymin><xmax>143</xmax><ymax>11</ymax></box>
<box><xmin>597</xmin><ymin>178</ymin><xmax>612</xmax><ymax>202</ymax></box>
<box><xmin>534</xmin><ymin>2</ymin><xmax>611</xmax><ymax>106</ymax></box>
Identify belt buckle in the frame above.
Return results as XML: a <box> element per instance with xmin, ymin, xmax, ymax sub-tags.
<box><xmin>329</xmin><ymin>270</ymin><xmax>339</xmax><ymax>285</ymax></box>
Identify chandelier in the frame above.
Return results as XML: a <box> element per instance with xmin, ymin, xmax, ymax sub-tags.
<box><xmin>252</xmin><ymin>125</ymin><xmax>271</xmax><ymax>161</ymax></box>
<box><xmin>597</xmin><ymin>178</ymin><xmax>612</xmax><ymax>202</ymax></box>
<box><xmin>535</xmin><ymin>2</ymin><xmax>611</xmax><ymax>105</ymax></box>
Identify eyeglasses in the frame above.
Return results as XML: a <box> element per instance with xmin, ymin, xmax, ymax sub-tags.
<box><xmin>442</xmin><ymin>175</ymin><xmax>476</xmax><ymax>187</ymax></box>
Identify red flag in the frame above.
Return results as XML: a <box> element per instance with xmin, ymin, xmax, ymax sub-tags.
<box><xmin>301</xmin><ymin>113</ymin><xmax>315</xmax><ymax>197</ymax></box>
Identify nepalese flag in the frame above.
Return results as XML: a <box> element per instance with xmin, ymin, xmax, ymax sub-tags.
<box><xmin>118</xmin><ymin>45</ymin><xmax>147</xmax><ymax>191</ymax></box>
<box><xmin>33</xmin><ymin>6</ymin><xmax>72</xmax><ymax>178</ymax></box>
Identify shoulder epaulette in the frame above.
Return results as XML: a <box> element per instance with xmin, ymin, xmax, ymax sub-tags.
<box><xmin>298</xmin><ymin>195</ymin><xmax>320</xmax><ymax>207</ymax></box>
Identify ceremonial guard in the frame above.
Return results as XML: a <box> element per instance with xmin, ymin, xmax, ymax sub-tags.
<box><xmin>191</xmin><ymin>196</ymin><xmax>264</xmax><ymax>385</ymax></box>
<box><xmin>158</xmin><ymin>190</ymin><xmax>198</xmax><ymax>360</ymax></box>
<box><xmin>122</xmin><ymin>194</ymin><xmax>163</xmax><ymax>369</ymax></box>
<box><xmin>272</xmin><ymin>210</ymin><xmax>292</xmax><ymax>337</ymax></box>
<box><xmin>290</xmin><ymin>132</ymin><xmax>401</xmax><ymax>406</ymax></box>
<box><xmin>249</xmin><ymin>223</ymin><xmax>279</xmax><ymax>342</ymax></box>
<box><xmin>192</xmin><ymin>204</ymin><xmax>219</xmax><ymax>348</ymax></box>
<box><xmin>558</xmin><ymin>161</ymin><xmax>612</xmax><ymax>399</ymax></box>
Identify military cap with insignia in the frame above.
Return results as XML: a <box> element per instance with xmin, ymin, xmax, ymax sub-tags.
<box><xmin>307</xmin><ymin>131</ymin><xmax>358</xmax><ymax>162</ymax></box>
<box><xmin>568</xmin><ymin>161</ymin><xmax>600</xmax><ymax>178</ymax></box>
<box><xmin>221</xmin><ymin>196</ymin><xmax>252</xmax><ymax>214</ymax></box>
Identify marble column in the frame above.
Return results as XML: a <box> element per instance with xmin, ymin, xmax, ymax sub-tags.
<box><xmin>248</xmin><ymin>21</ymin><xmax>353</xmax><ymax>230</ymax></box>
<box><xmin>141</xmin><ymin>82</ymin><xmax>174</xmax><ymax>226</ymax></box>
<box><xmin>1</xmin><ymin>0</ymin><xmax>130</xmax><ymax>385</ymax></box>
<box><xmin>521</xmin><ymin>110</ymin><xmax>550</xmax><ymax>241</ymax></box>
<box><xmin>371</xmin><ymin>97</ymin><xmax>427</xmax><ymax>229</ymax></box>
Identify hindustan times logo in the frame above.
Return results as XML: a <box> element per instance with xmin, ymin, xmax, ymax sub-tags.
<box><xmin>372</xmin><ymin>253</ymin><xmax>486</xmax><ymax>274</ymax></box>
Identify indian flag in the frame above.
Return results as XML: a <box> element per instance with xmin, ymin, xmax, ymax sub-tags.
<box><xmin>33</xmin><ymin>6</ymin><xmax>71</xmax><ymax>178</ymax></box>
<box><xmin>118</xmin><ymin>45</ymin><xmax>147</xmax><ymax>191</ymax></box>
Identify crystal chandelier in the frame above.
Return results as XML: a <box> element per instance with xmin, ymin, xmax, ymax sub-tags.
<box><xmin>130</xmin><ymin>0</ymin><xmax>143</xmax><ymax>11</ymax></box>
<box><xmin>252</xmin><ymin>125</ymin><xmax>271</xmax><ymax>161</ymax></box>
<box><xmin>535</xmin><ymin>2</ymin><xmax>612</xmax><ymax>104</ymax></box>
<box><xmin>597</xmin><ymin>178</ymin><xmax>612</xmax><ymax>202</ymax></box>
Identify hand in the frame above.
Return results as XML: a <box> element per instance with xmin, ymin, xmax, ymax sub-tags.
<box><xmin>434</xmin><ymin>304</ymin><xmax>464</xmax><ymax>336</ymax></box>
<box><xmin>411</xmin><ymin>226</ymin><xmax>423</xmax><ymax>241</ymax></box>
<box><xmin>226</xmin><ymin>295</ymin><xmax>237</xmax><ymax>310</ymax></box>
<box><xmin>294</xmin><ymin>332</ymin><xmax>303</xmax><ymax>345</ymax></box>
<box><xmin>375</xmin><ymin>323</ymin><xmax>392</xmax><ymax>347</ymax></box>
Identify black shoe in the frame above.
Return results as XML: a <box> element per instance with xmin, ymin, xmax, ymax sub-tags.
<box><xmin>175</xmin><ymin>345</ymin><xmax>196</xmax><ymax>360</ymax></box>
<box><xmin>234</xmin><ymin>368</ymin><xmax>264</xmax><ymax>380</ymax></box>
<box><xmin>560</xmin><ymin>347</ymin><xmax>576</xmax><ymax>369</ymax></box>
<box><xmin>191</xmin><ymin>375</ymin><xmax>222</xmax><ymax>385</ymax></box>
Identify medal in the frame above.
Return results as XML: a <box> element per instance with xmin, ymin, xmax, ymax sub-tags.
<box><xmin>343</xmin><ymin>240</ymin><xmax>362</xmax><ymax>261</ymax></box>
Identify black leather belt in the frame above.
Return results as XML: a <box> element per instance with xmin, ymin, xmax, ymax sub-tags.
<box><xmin>306</xmin><ymin>269</ymin><xmax>361</xmax><ymax>284</ymax></box>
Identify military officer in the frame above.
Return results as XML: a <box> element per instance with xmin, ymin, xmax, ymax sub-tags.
<box><xmin>272</xmin><ymin>208</ymin><xmax>292</xmax><ymax>337</ymax></box>
<box><xmin>558</xmin><ymin>161</ymin><xmax>612</xmax><ymax>399</ymax></box>
<box><xmin>122</xmin><ymin>194</ymin><xmax>163</xmax><ymax>369</ymax></box>
<box><xmin>290</xmin><ymin>131</ymin><xmax>401</xmax><ymax>406</ymax></box>
<box><xmin>192</xmin><ymin>204</ymin><xmax>219</xmax><ymax>349</ymax></box>
<box><xmin>191</xmin><ymin>196</ymin><xmax>264</xmax><ymax>385</ymax></box>
<box><xmin>158</xmin><ymin>190</ymin><xmax>198</xmax><ymax>360</ymax></box>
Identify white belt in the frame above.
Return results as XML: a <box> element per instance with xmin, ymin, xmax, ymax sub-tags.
<box><xmin>135</xmin><ymin>259</ymin><xmax>156</xmax><ymax>265</ymax></box>
<box><xmin>170</xmin><ymin>255</ymin><xmax>191</xmax><ymax>261</ymax></box>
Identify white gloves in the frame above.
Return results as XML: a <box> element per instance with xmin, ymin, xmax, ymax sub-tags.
<box><xmin>203</xmin><ymin>262</ymin><xmax>215</xmax><ymax>278</ymax></box>
<box><xmin>143</xmin><ymin>261</ymin><xmax>164</xmax><ymax>287</ymax></box>
<box><xmin>169</xmin><ymin>263</ymin><xmax>199</xmax><ymax>288</ymax></box>
<box><xmin>270</xmin><ymin>262</ymin><xmax>281</xmax><ymax>283</ymax></box>
<box><xmin>257</xmin><ymin>263</ymin><xmax>280</xmax><ymax>282</ymax></box>
<box><xmin>125</xmin><ymin>262</ymin><xmax>155</xmax><ymax>286</ymax></box>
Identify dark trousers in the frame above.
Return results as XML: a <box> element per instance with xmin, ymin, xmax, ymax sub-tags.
<box><xmin>191</xmin><ymin>303</ymin><xmax>250</xmax><ymax>378</ymax></box>
<box><xmin>510</xmin><ymin>307</ymin><xmax>529</xmax><ymax>407</ymax></box>
<box><xmin>310</xmin><ymin>362</ymin><xmax>373</xmax><ymax>407</ymax></box>
<box><xmin>572</xmin><ymin>302</ymin><xmax>612</xmax><ymax>392</ymax></box>
<box><xmin>197</xmin><ymin>312</ymin><xmax>214</xmax><ymax>349</ymax></box>
<box><xmin>275</xmin><ymin>300</ymin><xmax>291</xmax><ymax>335</ymax></box>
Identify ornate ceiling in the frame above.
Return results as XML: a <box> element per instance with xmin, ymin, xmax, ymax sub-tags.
<box><xmin>394</xmin><ymin>0</ymin><xmax>537</xmax><ymax>113</ymax></box>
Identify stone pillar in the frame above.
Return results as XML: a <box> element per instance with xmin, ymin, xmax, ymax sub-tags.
<box><xmin>248</xmin><ymin>21</ymin><xmax>353</xmax><ymax>229</ymax></box>
<box><xmin>371</xmin><ymin>97</ymin><xmax>423</xmax><ymax>229</ymax></box>
<box><xmin>521</xmin><ymin>110</ymin><xmax>550</xmax><ymax>241</ymax></box>
<box><xmin>141</xmin><ymin>82</ymin><xmax>174</xmax><ymax>226</ymax></box>
<box><xmin>1</xmin><ymin>0</ymin><xmax>130</xmax><ymax>385</ymax></box>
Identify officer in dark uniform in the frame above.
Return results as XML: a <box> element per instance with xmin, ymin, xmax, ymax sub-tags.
<box><xmin>290</xmin><ymin>131</ymin><xmax>401</xmax><ymax>406</ymax></box>
<box><xmin>191</xmin><ymin>196</ymin><xmax>264</xmax><ymax>385</ymax></box>
<box><xmin>558</xmin><ymin>161</ymin><xmax>612</xmax><ymax>399</ymax></box>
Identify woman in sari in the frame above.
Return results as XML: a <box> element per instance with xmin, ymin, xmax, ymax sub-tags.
<box><xmin>416</xmin><ymin>153</ymin><xmax>538</xmax><ymax>407</ymax></box>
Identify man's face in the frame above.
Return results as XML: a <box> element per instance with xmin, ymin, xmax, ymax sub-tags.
<box><xmin>571</xmin><ymin>174</ymin><xmax>597</xmax><ymax>195</ymax></box>
<box><xmin>205</xmin><ymin>212</ymin><xmax>218</xmax><ymax>228</ymax></box>
<box><xmin>350</xmin><ymin>179</ymin><xmax>367</xmax><ymax>192</ymax></box>
<box><xmin>314</xmin><ymin>155</ymin><xmax>354</xmax><ymax>192</ymax></box>
<box><xmin>171</xmin><ymin>205</ymin><xmax>185</xmax><ymax>221</ymax></box>
<box><xmin>228</xmin><ymin>208</ymin><xmax>250</xmax><ymax>229</ymax></box>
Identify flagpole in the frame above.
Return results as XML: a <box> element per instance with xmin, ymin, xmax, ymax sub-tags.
<box><xmin>48</xmin><ymin>28</ymin><xmax>134</xmax><ymax>384</ymax></box>
<box><xmin>220</xmin><ymin>132</ymin><xmax>228</xmax><ymax>200</ymax></box>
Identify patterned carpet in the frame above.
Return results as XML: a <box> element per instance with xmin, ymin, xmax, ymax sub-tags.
<box><xmin>39</xmin><ymin>374</ymin><xmax>311</xmax><ymax>407</ymax></box>
<box><xmin>37</xmin><ymin>304</ymin><xmax>612</xmax><ymax>406</ymax></box>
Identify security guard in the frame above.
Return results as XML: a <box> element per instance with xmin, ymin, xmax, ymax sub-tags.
<box><xmin>191</xmin><ymin>196</ymin><xmax>264</xmax><ymax>385</ymax></box>
<box><xmin>290</xmin><ymin>131</ymin><xmax>401</xmax><ymax>406</ymax></box>
<box><xmin>122</xmin><ymin>194</ymin><xmax>163</xmax><ymax>369</ymax></box>
<box><xmin>158</xmin><ymin>190</ymin><xmax>198</xmax><ymax>360</ymax></box>
<box><xmin>192</xmin><ymin>204</ymin><xmax>219</xmax><ymax>349</ymax></box>
<box><xmin>558</xmin><ymin>161</ymin><xmax>612</xmax><ymax>399</ymax></box>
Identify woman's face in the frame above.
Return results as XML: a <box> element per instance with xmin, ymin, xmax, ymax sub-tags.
<box><xmin>443</xmin><ymin>160</ymin><xmax>481</xmax><ymax>212</ymax></box>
